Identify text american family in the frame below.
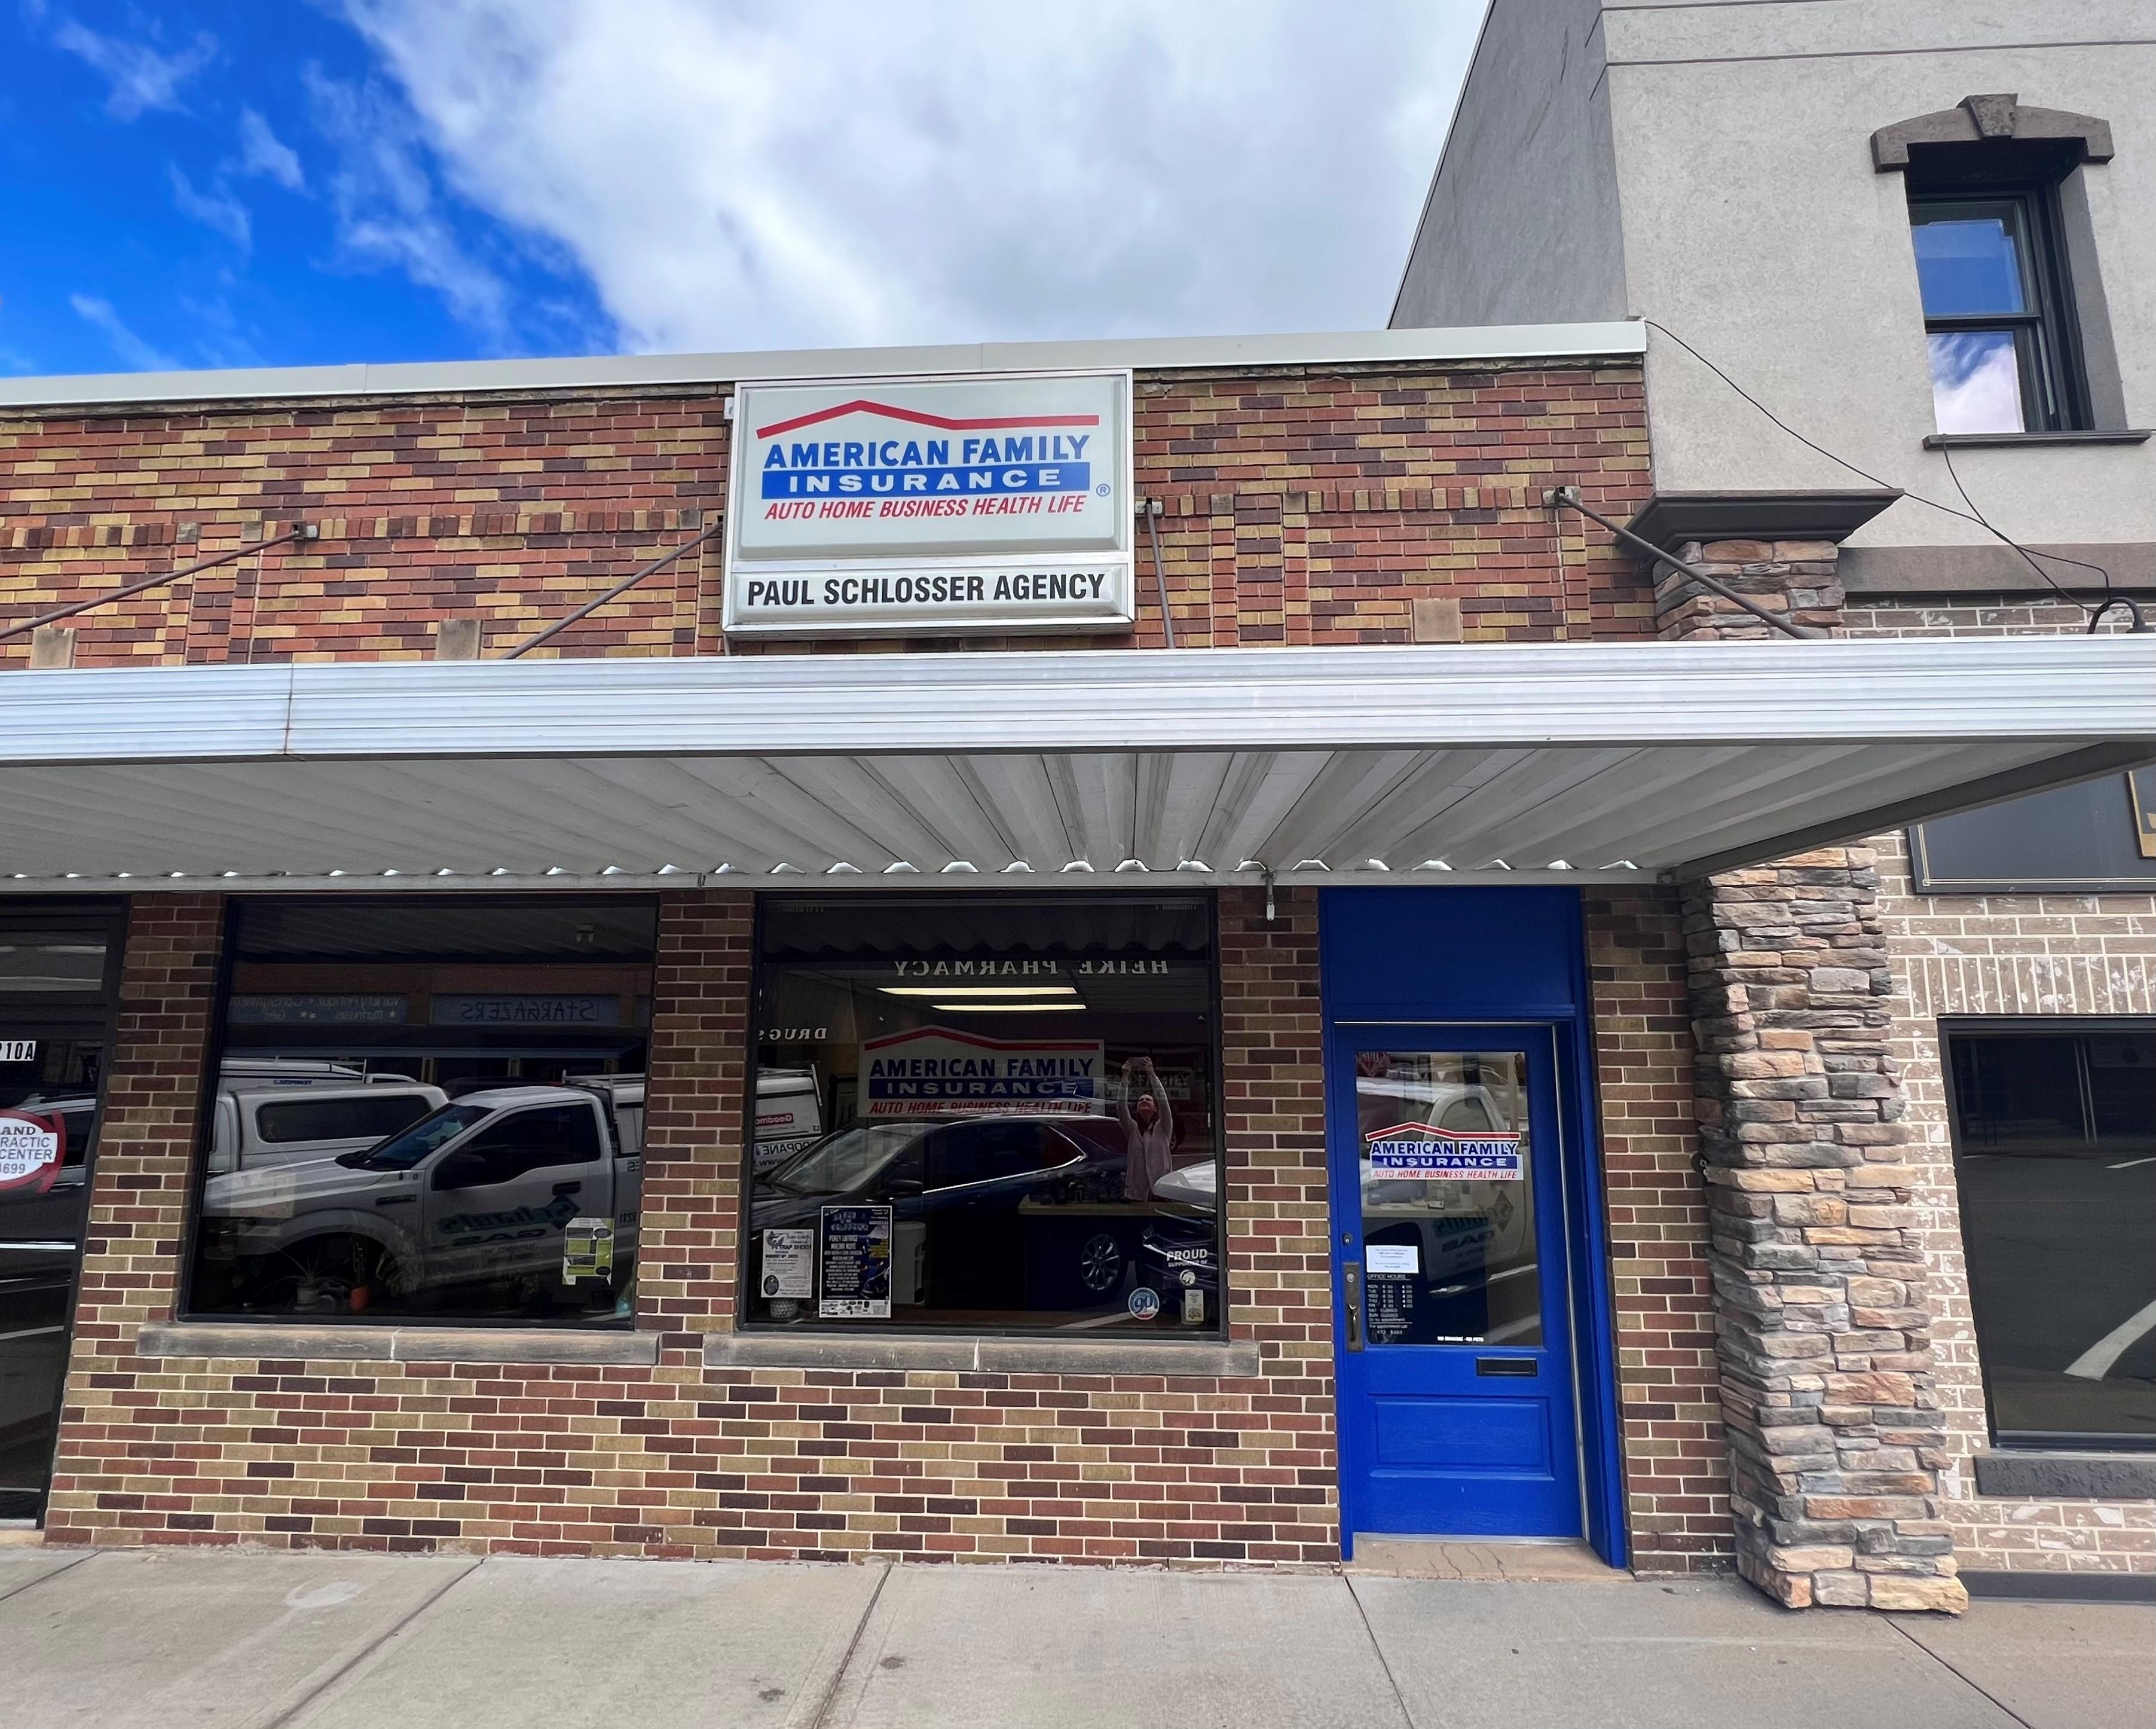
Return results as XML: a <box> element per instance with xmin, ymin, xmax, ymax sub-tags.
<box><xmin>758</xmin><ymin>432</ymin><xmax>1096</xmax><ymax>498</ymax></box>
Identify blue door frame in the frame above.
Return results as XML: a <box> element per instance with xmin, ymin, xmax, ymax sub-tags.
<box><xmin>1328</xmin><ymin>1024</ymin><xmax>1583</xmax><ymax>1542</ymax></box>
<box><xmin>1318</xmin><ymin>887</ymin><xmax>1628</xmax><ymax>1566</ymax></box>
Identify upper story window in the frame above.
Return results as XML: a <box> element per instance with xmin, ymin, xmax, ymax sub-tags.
<box><xmin>1910</xmin><ymin>194</ymin><xmax>2080</xmax><ymax>434</ymax></box>
<box><xmin>1873</xmin><ymin>94</ymin><xmax>2117</xmax><ymax>438</ymax></box>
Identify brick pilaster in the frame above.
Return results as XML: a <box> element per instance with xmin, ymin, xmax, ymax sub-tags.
<box><xmin>45</xmin><ymin>894</ymin><xmax>225</xmax><ymax>1541</ymax></box>
<box><xmin>1585</xmin><ymin>888</ymin><xmax>1729</xmax><ymax>1572</ymax></box>
<box><xmin>636</xmin><ymin>889</ymin><xmax>753</xmax><ymax>1334</ymax></box>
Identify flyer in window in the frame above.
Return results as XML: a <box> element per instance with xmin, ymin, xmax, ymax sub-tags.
<box><xmin>818</xmin><ymin>1205</ymin><xmax>894</xmax><ymax>1318</ymax></box>
<box><xmin>762</xmin><ymin>1227</ymin><xmax>815</xmax><ymax>1299</ymax></box>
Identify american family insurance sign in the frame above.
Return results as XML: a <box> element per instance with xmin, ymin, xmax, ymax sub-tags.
<box><xmin>722</xmin><ymin>371</ymin><xmax>1134</xmax><ymax>637</ymax></box>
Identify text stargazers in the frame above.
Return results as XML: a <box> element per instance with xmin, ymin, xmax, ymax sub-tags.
<box><xmin>723</xmin><ymin>371</ymin><xmax>1134</xmax><ymax>637</ymax></box>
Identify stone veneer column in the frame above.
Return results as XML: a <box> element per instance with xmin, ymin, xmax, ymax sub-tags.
<box><xmin>1652</xmin><ymin>537</ymin><xmax>1845</xmax><ymax>639</ymax></box>
<box><xmin>1658</xmin><ymin>536</ymin><xmax>1965</xmax><ymax>1612</ymax></box>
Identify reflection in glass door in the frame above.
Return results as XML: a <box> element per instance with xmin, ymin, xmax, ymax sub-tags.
<box><xmin>1331</xmin><ymin>1031</ymin><xmax>1582</xmax><ymax>1545</ymax></box>
<box><xmin>0</xmin><ymin>1030</ymin><xmax>106</xmax><ymax>1520</ymax></box>
<box><xmin>0</xmin><ymin>909</ymin><xmax>120</xmax><ymax>1523</ymax></box>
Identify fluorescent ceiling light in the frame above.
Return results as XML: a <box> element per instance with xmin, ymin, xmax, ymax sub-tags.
<box><xmin>927</xmin><ymin>1001</ymin><xmax>1087</xmax><ymax>1013</ymax></box>
<box><xmin>879</xmin><ymin>985</ymin><xmax>1078</xmax><ymax>998</ymax></box>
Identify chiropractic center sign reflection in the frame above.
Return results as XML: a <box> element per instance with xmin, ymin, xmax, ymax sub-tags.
<box><xmin>722</xmin><ymin>370</ymin><xmax>1134</xmax><ymax>637</ymax></box>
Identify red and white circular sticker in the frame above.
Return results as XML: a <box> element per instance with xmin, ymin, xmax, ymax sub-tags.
<box><xmin>0</xmin><ymin>1110</ymin><xmax>63</xmax><ymax>1194</ymax></box>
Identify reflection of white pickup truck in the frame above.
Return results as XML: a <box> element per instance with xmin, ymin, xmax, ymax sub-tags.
<box><xmin>751</xmin><ymin>1068</ymin><xmax>822</xmax><ymax>1172</ymax></box>
<box><xmin>198</xmin><ymin>1084</ymin><xmax>640</xmax><ymax>1315</ymax></box>
<box><xmin>206</xmin><ymin>1079</ymin><xmax>447</xmax><ymax>1175</ymax></box>
<box><xmin>570</xmin><ymin>1069</ymin><xmax>818</xmax><ymax>1174</ymax></box>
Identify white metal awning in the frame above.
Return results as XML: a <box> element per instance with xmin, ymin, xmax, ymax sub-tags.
<box><xmin>0</xmin><ymin>639</ymin><xmax>2148</xmax><ymax>892</ymax></box>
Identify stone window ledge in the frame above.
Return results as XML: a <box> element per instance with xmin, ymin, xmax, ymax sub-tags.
<box><xmin>135</xmin><ymin>1321</ymin><xmax>658</xmax><ymax>1366</ymax></box>
<box><xmin>1971</xmin><ymin>1449</ymin><xmax>2156</xmax><ymax>1500</ymax></box>
<box><xmin>1922</xmin><ymin>429</ymin><xmax>2151</xmax><ymax>448</ymax></box>
<box><xmin>705</xmin><ymin>1330</ymin><xmax>1263</xmax><ymax>1378</ymax></box>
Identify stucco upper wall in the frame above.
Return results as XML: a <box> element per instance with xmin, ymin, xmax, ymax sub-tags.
<box><xmin>1600</xmin><ymin>1</ymin><xmax>2156</xmax><ymax>550</ymax></box>
<box><xmin>1391</xmin><ymin>0</ymin><xmax>1626</xmax><ymax>331</ymax></box>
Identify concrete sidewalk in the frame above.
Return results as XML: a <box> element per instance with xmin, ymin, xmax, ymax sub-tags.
<box><xmin>0</xmin><ymin>1547</ymin><xmax>2146</xmax><ymax>1729</ymax></box>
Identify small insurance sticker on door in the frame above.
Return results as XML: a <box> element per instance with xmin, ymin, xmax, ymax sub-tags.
<box><xmin>1366</xmin><ymin>1124</ymin><xmax>1524</xmax><ymax>1181</ymax></box>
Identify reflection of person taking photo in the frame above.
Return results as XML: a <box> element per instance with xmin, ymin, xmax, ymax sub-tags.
<box><xmin>1118</xmin><ymin>1056</ymin><xmax>1175</xmax><ymax>1202</ymax></box>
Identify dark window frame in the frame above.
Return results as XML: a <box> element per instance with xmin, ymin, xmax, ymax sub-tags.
<box><xmin>1910</xmin><ymin>181</ymin><xmax>2090</xmax><ymax>433</ymax></box>
<box><xmin>1906</xmin><ymin>772</ymin><xmax>2156</xmax><ymax>896</ymax></box>
<box><xmin>739</xmin><ymin>890</ymin><xmax>1230</xmax><ymax>1342</ymax></box>
<box><xmin>1941</xmin><ymin>1015</ymin><xmax>2156</xmax><ymax>1452</ymax></box>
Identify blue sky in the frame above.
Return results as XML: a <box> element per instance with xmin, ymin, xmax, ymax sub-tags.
<box><xmin>1</xmin><ymin>1</ymin><xmax>1480</xmax><ymax>378</ymax></box>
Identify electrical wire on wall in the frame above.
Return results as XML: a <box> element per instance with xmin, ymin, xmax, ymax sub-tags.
<box><xmin>1641</xmin><ymin>317</ymin><xmax>2146</xmax><ymax>633</ymax></box>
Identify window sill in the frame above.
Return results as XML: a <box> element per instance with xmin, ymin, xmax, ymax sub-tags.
<box><xmin>1971</xmin><ymin>1449</ymin><xmax>2156</xmax><ymax>1500</ymax></box>
<box><xmin>1923</xmin><ymin>429</ymin><xmax>2151</xmax><ymax>448</ymax></box>
<box><xmin>705</xmin><ymin>1330</ymin><xmax>1263</xmax><ymax>1378</ymax></box>
<box><xmin>137</xmin><ymin>1321</ymin><xmax>658</xmax><ymax>1366</ymax></box>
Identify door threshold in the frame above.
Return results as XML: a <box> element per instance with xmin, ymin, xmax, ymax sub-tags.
<box><xmin>1347</xmin><ymin>1536</ymin><xmax>1623</xmax><ymax>1583</ymax></box>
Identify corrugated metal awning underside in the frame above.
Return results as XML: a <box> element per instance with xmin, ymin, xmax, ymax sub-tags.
<box><xmin>1</xmin><ymin>640</ymin><xmax>2148</xmax><ymax>892</ymax></box>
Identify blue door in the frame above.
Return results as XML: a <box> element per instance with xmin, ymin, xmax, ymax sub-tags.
<box><xmin>1330</xmin><ymin>1026</ymin><xmax>1583</xmax><ymax>1547</ymax></box>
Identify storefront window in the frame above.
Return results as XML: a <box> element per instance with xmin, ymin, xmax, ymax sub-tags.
<box><xmin>747</xmin><ymin>896</ymin><xmax>1222</xmax><ymax>1335</ymax></box>
<box><xmin>1947</xmin><ymin>1021</ymin><xmax>2156</xmax><ymax>1446</ymax></box>
<box><xmin>186</xmin><ymin>896</ymin><xmax>656</xmax><ymax>1328</ymax></box>
<box><xmin>0</xmin><ymin>928</ymin><xmax>109</xmax><ymax>994</ymax></box>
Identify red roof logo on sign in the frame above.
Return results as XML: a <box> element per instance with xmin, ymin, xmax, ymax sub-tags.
<box><xmin>756</xmin><ymin>399</ymin><xmax>1100</xmax><ymax>439</ymax></box>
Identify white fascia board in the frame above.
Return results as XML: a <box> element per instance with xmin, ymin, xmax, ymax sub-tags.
<box><xmin>0</xmin><ymin>637</ymin><xmax>2147</xmax><ymax>768</ymax></box>
<box><xmin>0</xmin><ymin>323</ymin><xmax>1646</xmax><ymax>413</ymax></box>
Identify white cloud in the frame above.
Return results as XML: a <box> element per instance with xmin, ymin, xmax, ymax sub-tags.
<box><xmin>236</xmin><ymin>106</ymin><xmax>305</xmax><ymax>190</ymax></box>
<box><xmin>169</xmin><ymin>164</ymin><xmax>252</xmax><ymax>249</ymax></box>
<box><xmin>335</xmin><ymin>0</ymin><xmax>1479</xmax><ymax>354</ymax></box>
<box><xmin>302</xmin><ymin>66</ymin><xmax>511</xmax><ymax>337</ymax></box>
<box><xmin>69</xmin><ymin>294</ymin><xmax>179</xmax><ymax>371</ymax></box>
<box><xmin>49</xmin><ymin>16</ymin><xmax>214</xmax><ymax>120</ymax></box>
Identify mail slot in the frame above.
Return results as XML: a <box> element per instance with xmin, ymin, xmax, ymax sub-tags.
<box><xmin>1476</xmin><ymin>1357</ymin><xmax>1537</xmax><ymax>1377</ymax></box>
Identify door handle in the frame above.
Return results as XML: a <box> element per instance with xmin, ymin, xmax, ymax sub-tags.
<box><xmin>1342</xmin><ymin>1260</ymin><xmax>1363</xmax><ymax>1352</ymax></box>
<box><xmin>551</xmin><ymin>1181</ymin><xmax>583</xmax><ymax>1197</ymax></box>
<box><xmin>373</xmin><ymin>1195</ymin><xmax>416</xmax><ymax>1207</ymax></box>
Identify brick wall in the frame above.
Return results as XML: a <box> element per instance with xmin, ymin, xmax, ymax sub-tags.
<box><xmin>14</xmin><ymin>355</ymin><xmax>1671</xmax><ymax>1565</ymax></box>
<box><xmin>1872</xmin><ymin>833</ymin><xmax>2156</xmax><ymax>1578</ymax></box>
<box><xmin>1</xmin><ymin>362</ymin><xmax>1650</xmax><ymax>665</ymax></box>
<box><xmin>1844</xmin><ymin>593</ymin><xmax>2155</xmax><ymax>1578</ymax></box>
<box><xmin>1842</xmin><ymin>594</ymin><xmax>2142</xmax><ymax>639</ymax></box>
<box><xmin>1585</xmin><ymin>889</ymin><xmax>1729</xmax><ymax>1572</ymax></box>
<box><xmin>45</xmin><ymin>886</ymin><xmax>1342</xmax><ymax>1564</ymax></box>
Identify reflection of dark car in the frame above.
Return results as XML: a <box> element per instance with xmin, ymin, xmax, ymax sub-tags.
<box><xmin>751</xmin><ymin>1114</ymin><xmax>1134</xmax><ymax>1311</ymax></box>
<box><xmin>1134</xmin><ymin>1163</ymin><xmax>1219</xmax><ymax>1317</ymax></box>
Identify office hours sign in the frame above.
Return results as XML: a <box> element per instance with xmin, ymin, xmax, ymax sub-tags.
<box><xmin>722</xmin><ymin>370</ymin><xmax>1134</xmax><ymax>637</ymax></box>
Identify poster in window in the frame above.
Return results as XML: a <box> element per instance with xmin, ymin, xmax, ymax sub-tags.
<box><xmin>819</xmin><ymin>1205</ymin><xmax>893</xmax><ymax>1318</ymax></box>
<box><xmin>761</xmin><ymin>1227</ymin><xmax>815</xmax><ymax>1299</ymax></box>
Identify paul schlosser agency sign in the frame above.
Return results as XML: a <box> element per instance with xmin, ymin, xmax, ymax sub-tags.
<box><xmin>722</xmin><ymin>370</ymin><xmax>1134</xmax><ymax>637</ymax></box>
